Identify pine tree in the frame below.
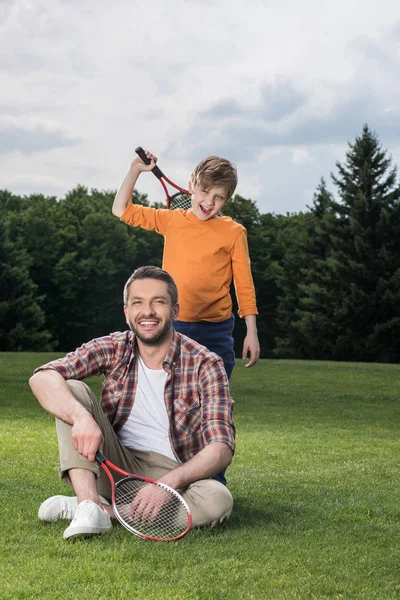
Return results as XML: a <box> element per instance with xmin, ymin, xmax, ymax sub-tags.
<box><xmin>277</xmin><ymin>125</ymin><xmax>400</xmax><ymax>361</ymax></box>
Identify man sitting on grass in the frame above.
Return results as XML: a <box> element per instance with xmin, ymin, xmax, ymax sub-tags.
<box><xmin>29</xmin><ymin>266</ymin><xmax>235</xmax><ymax>540</ymax></box>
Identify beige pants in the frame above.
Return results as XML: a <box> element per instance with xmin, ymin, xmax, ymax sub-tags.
<box><xmin>55</xmin><ymin>380</ymin><xmax>233</xmax><ymax>528</ymax></box>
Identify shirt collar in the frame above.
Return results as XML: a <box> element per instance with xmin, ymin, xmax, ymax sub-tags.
<box><xmin>163</xmin><ymin>329</ymin><xmax>181</xmax><ymax>372</ymax></box>
<box><xmin>128</xmin><ymin>329</ymin><xmax>181</xmax><ymax>372</ymax></box>
<box><xmin>128</xmin><ymin>329</ymin><xmax>137</xmax><ymax>354</ymax></box>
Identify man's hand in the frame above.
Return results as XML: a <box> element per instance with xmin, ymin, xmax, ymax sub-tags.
<box><xmin>71</xmin><ymin>414</ymin><xmax>103</xmax><ymax>463</ymax></box>
<box><xmin>128</xmin><ymin>484</ymin><xmax>172</xmax><ymax>522</ymax></box>
<box><xmin>29</xmin><ymin>370</ymin><xmax>104</xmax><ymax>461</ymax></box>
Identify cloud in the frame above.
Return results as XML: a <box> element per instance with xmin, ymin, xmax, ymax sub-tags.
<box><xmin>0</xmin><ymin>118</ymin><xmax>79</xmax><ymax>154</ymax></box>
<box><xmin>292</xmin><ymin>148</ymin><xmax>314</xmax><ymax>165</ymax></box>
<box><xmin>168</xmin><ymin>79</ymin><xmax>400</xmax><ymax>168</ymax></box>
<box><xmin>202</xmin><ymin>81</ymin><xmax>307</xmax><ymax>122</ymax></box>
<box><xmin>1</xmin><ymin>0</ymin><xmax>400</xmax><ymax>215</ymax></box>
<box><xmin>4</xmin><ymin>172</ymin><xmax>69</xmax><ymax>197</ymax></box>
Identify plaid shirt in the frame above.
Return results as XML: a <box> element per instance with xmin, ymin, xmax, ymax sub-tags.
<box><xmin>34</xmin><ymin>330</ymin><xmax>235</xmax><ymax>463</ymax></box>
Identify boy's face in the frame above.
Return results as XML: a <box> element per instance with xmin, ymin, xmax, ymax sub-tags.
<box><xmin>189</xmin><ymin>182</ymin><xmax>229</xmax><ymax>221</ymax></box>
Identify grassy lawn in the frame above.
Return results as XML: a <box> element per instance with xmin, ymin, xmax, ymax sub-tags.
<box><xmin>0</xmin><ymin>353</ymin><xmax>399</xmax><ymax>599</ymax></box>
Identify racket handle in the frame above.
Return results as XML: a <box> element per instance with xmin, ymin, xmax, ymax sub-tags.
<box><xmin>95</xmin><ymin>450</ymin><xmax>107</xmax><ymax>464</ymax></box>
<box><xmin>135</xmin><ymin>146</ymin><xmax>164</xmax><ymax>179</ymax></box>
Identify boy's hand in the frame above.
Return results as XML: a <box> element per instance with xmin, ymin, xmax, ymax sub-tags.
<box><xmin>242</xmin><ymin>331</ymin><xmax>260</xmax><ymax>368</ymax></box>
<box><xmin>131</xmin><ymin>150</ymin><xmax>158</xmax><ymax>173</ymax></box>
<box><xmin>112</xmin><ymin>150</ymin><xmax>158</xmax><ymax>218</ymax></box>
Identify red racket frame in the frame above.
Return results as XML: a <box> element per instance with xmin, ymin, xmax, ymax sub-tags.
<box><xmin>95</xmin><ymin>451</ymin><xmax>192</xmax><ymax>542</ymax></box>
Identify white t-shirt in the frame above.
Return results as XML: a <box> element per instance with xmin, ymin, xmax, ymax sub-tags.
<box><xmin>118</xmin><ymin>356</ymin><xmax>178</xmax><ymax>462</ymax></box>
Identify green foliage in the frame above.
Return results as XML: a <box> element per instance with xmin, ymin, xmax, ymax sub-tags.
<box><xmin>1</xmin><ymin>124</ymin><xmax>400</xmax><ymax>362</ymax></box>
<box><xmin>225</xmin><ymin>196</ymin><xmax>294</xmax><ymax>357</ymax></box>
<box><xmin>226</xmin><ymin>196</ymin><xmax>270</xmax><ymax>356</ymax></box>
<box><xmin>0</xmin><ymin>191</ymin><xmax>53</xmax><ymax>351</ymax></box>
<box><xmin>0</xmin><ymin>186</ymin><xmax>163</xmax><ymax>351</ymax></box>
<box><xmin>275</xmin><ymin>125</ymin><xmax>400</xmax><ymax>361</ymax></box>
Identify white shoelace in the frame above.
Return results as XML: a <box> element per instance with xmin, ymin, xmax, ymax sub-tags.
<box><xmin>58</xmin><ymin>500</ymin><xmax>77</xmax><ymax>520</ymax></box>
<box><xmin>71</xmin><ymin>500</ymin><xmax>97</xmax><ymax>523</ymax></box>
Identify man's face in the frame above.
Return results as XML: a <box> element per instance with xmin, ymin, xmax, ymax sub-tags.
<box><xmin>124</xmin><ymin>278</ymin><xmax>179</xmax><ymax>346</ymax></box>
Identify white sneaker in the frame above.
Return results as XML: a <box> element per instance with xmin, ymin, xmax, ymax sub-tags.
<box><xmin>38</xmin><ymin>495</ymin><xmax>78</xmax><ymax>522</ymax></box>
<box><xmin>63</xmin><ymin>500</ymin><xmax>112</xmax><ymax>540</ymax></box>
<box><xmin>38</xmin><ymin>495</ymin><xmax>109</xmax><ymax>522</ymax></box>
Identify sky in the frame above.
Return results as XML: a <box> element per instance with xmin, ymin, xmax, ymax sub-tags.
<box><xmin>1</xmin><ymin>0</ymin><xmax>400</xmax><ymax>215</ymax></box>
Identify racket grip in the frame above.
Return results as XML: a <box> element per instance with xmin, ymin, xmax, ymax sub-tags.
<box><xmin>95</xmin><ymin>450</ymin><xmax>106</xmax><ymax>464</ymax></box>
<box><xmin>135</xmin><ymin>146</ymin><xmax>164</xmax><ymax>179</ymax></box>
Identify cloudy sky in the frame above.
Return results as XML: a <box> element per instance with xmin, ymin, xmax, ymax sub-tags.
<box><xmin>2</xmin><ymin>0</ymin><xmax>400</xmax><ymax>215</ymax></box>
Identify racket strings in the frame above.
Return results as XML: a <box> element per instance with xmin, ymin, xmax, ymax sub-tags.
<box><xmin>169</xmin><ymin>193</ymin><xmax>192</xmax><ymax>211</ymax></box>
<box><xmin>114</xmin><ymin>478</ymin><xmax>190</xmax><ymax>540</ymax></box>
<box><xmin>169</xmin><ymin>192</ymin><xmax>223</xmax><ymax>216</ymax></box>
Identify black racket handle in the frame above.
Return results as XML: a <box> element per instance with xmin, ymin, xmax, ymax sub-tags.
<box><xmin>95</xmin><ymin>450</ymin><xmax>107</xmax><ymax>464</ymax></box>
<box><xmin>135</xmin><ymin>146</ymin><xmax>164</xmax><ymax>179</ymax></box>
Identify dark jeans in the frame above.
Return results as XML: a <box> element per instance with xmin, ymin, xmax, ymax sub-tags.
<box><xmin>174</xmin><ymin>314</ymin><xmax>236</xmax><ymax>486</ymax></box>
<box><xmin>174</xmin><ymin>314</ymin><xmax>236</xmax><ymax>380</ymax></box>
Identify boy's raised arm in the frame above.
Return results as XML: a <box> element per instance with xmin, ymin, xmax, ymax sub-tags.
<box><xmin>112</xmin><ymin>152</ymin><xmax>157</xmax><ymax>218</ymax></box>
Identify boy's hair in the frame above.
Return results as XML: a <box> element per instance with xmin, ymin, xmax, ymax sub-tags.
<box><xmin>124</xmin><ymin>265</ymin><xmax>178</xmax><ymax>306</ymax></box>
<box><xmin>190</xmin><ymin>156</ymin><xmax>238</xmax><ymax>200</ymax></box>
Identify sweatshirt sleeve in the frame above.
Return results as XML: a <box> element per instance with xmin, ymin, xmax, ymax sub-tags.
<box><xmin>120</xmin><ymin>203</ymin><xmax>174</xmax><ymax>235</ymax></box>
<box><xmin>231</xmin><ymin>229</ymin><xmax>258</xmax><ymax>318</ymax></box>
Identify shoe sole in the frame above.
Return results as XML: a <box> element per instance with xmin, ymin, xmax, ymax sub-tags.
<box><xmin>64</xmin><ymin>527</ymin><xmax>112</xmax><ymax>540</ymax></box>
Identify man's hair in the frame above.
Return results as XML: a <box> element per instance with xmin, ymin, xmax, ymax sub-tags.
<box><xmin>190</xmin><ymin>156</ymin><xmax>238</xmax><ymax>200</ymax></box>
<box><xmin>123</xmin><ymin>265</ymin><xmax>179</xmax><ymax>306</ymax></box>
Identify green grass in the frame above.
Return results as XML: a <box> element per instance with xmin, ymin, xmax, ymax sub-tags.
<box><xmin>0</xmin><ymin>353</ymin><xmax>399</xmax><ymax>600</ymax></box>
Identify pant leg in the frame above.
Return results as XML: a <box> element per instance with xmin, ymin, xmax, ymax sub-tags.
<box><xmin>199</xmin><ymin>315</ymin><xmax>236</xmax><ymax>380</ymax></box>
<box><xmin>174</xmin><ymin>318</ymin><xmax>235</xmax><ymax>486</ymax></box>
<box><xmin>136</xmin><ymin>450</ymin><xmax>233</xmax><ymax>528</ymax></box>
<box><xmin>174</xmin><ymin>315</ymin><xmax>236</xmax><ymax>380</ymax></box>
<box><xmin>182</xmin><ymin>479</ymin><xmax>233</xmax><ymax>527</ymax></box>
<box><xmin>56</xmin><ymin>380</ymin><xmax>145</xmax><ymax>499</ymax></box>
<box><xmin>55</xmin><ymin>381</ymin><xmax>233</xmax><ymax>527</ymax></box>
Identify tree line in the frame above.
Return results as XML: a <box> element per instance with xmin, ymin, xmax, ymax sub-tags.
<box><xmin>1</xmin><ymin>125</ymin><xmax>399</xmax><ymax>362</ymax></box>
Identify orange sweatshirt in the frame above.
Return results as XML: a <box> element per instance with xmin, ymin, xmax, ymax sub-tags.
<box><xmin>120</xmin><ymin>205</ymin><xmax>258</xmax><ymax>323</ymax></box>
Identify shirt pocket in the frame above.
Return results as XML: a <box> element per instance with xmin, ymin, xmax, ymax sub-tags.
<box><xmin>102</xmin><ymin>377</ymin><xmax>123</xmax><ymax>400</ymax></box>
<box><xmin>173</xmin><ymin>395</ymin><xmax>202</xmax><ymax>433</ymax></box>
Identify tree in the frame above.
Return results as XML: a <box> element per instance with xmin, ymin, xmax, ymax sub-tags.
<box><xmin>49</xmin><ymin>186</ymin><xmax>163</xmax><ymax>350</ymax></box>
<box><xmin>273</xmin><ymin>209</ymin><xmax>311</xmax><ymax>358</ymax></box>
<box><xmin>276</xmin><ymin>125</ymin><xmax>400</xmax><ymax>362</ymax></box>
<box><xmin>224</xmin><ymin>195</ymin><xmax>280</xmax><ymax>357</ymax></box>
<box><xmin>224</xmin><ymin>195</ymin><xmax>302</xmax><ymax>358</ymax></box>
<box><xmin>0</xmin><ymin>194</ymin><xmax>53</xmax><ymax>351</ymax></box>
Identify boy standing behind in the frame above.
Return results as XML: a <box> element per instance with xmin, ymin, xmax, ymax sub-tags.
<box><xmin>112</xmin><ymin>151</ymin><xmax>260</xmax><ymax>379</ymax></box>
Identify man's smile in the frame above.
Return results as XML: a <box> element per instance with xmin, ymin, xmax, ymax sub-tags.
<box><xmin>138</xmin><ymin>319</ymin><xmax>160</xmax><ymax>328</ymax></box>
